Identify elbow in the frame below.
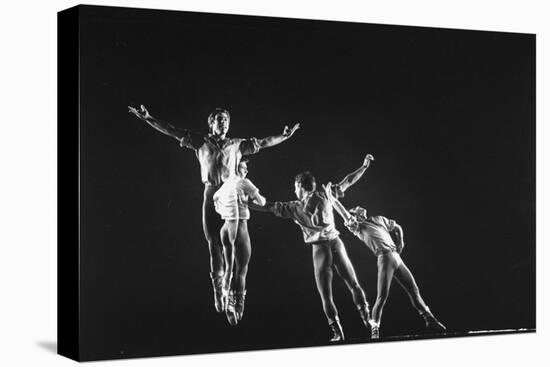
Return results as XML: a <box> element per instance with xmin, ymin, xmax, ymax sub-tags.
<box><xmin>257</xmin><ymin>139</ymin><xmax>269</xmax><ymax>149</ymax></box>
<box><xmin>257</xmin><ymin>197</ymin><xmax>267</xmax><ymax>206</ymax></box>
<box><xmin>338</xmin><ymin>182</ymin><xmax>349</xmax><ymax>193</ymax></box>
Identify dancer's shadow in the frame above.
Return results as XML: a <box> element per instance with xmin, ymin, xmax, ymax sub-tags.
<box><xmin>36</xmin><ymin>341</ymin><xmax>57</xmax><ymax>354</ymax></box>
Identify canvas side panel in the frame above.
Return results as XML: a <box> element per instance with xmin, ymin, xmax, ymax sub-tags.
<box><xmin>57</xmin><ymin>5</ymin><xmax>81</xmax><ymax>362</ymax></box>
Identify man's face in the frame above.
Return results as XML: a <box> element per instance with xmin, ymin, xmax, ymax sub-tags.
<box><xmin>211</xmin><ymin>112</ymin><xmax>230</xmax><ymax>135</ymax></box>
<box><xmin>238</xmin><ymin>162</ymin><xmax>248</xmax><ymax>179</ymax></box>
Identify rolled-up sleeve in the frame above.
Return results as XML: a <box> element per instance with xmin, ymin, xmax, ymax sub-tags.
<box><xmin>239</xmin><ymin>137</ymin><xmax>261</xmax><ymax>155</ymax></box>
<box><xmin>271</xmin><ymin>201</ymin><xmax>300</xmax><ymax>219</ymax></box>
<box><xmin>241</xmin><ymin>178</ymin><xmax>259</xmax><ymax>197</ymax></box>
<box><xmin>179</xmin><ymin>130</ymin><xmax>205</xmax><ymax>150</ymax></box>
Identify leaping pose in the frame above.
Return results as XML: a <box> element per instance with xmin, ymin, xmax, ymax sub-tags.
<box><xmin>323</xmin><ymin>180</ymin><xmax>446</xmax><ymax>339</ymax></box>
<box><xmin>213</xmin><ymin>159</ymin><xmax>265</xmax><ymax>325</ymax></box>
<box><xmin>250</xmin><ymin>155</ymin><xmax>375</xmax><ymax>342</ymax></box>
<box><xmin>128</xmin><ymin>105</ymin><xmax>299</xmax><ymax>312</ymax></box>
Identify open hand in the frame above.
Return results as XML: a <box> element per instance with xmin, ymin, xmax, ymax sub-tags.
<box><xmin>283</xmin><ymin>123</ymin><xmax>300</xmax><ymax>138</ymax></box>
<box><xmin>128</xmin><ymin>104</ymin><xmax>151</xmax><ymax>120</ymax></box>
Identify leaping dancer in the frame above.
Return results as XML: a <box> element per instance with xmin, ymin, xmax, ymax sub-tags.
<box><xmin>128</xmin><ymin>105</ymin><xmax>299</xmax><ymax>313</ymax></box>
<box><xmin>323</xmin><ymin>177</ymin><xmax>446</xmax><ymax>339</ymax></box>
<box><xmin>213</xmin><ymin>158</ymin><xmax>266</xmax><ymax>325</ymax></box>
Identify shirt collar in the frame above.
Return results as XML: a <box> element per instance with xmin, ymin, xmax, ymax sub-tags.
<box><xmin>207</xmin><ymin>134</ymin><xmax>230</xmax><ymax>147</ymax></box>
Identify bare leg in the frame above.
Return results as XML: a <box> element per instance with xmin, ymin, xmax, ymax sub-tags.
<box><xmin>233</xmin><ymin>220</ymin><xmax>251</xmax><ymax>320</ymax></box>
<box><xmin>233</xmin><ymin>220</ymin><xmax>252</xmax><ymax>293</ymax></box>
<box><xmin>220</xmin><ymin>220</ymin><xmax>238</xmax><ymax>293</ymax></box>
<box><xmin>220</xmin><ymin>219</ymin><xmax>239</xmax><ymax>325</ymax></box>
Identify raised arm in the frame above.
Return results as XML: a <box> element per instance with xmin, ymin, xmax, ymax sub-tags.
<box><xmin>256</xmin><ymin>123</ymin><xmax>300</xmax><ymax>149</ymax></box>
<box><xmin>322</xmin><ymin>182</ymin><xmax>353</xmax><ymax>222</ymax></box>
<box><xmin>335</xmin><ymin>154</ymin><xmax>375</xmax><ymax>193</ymax></box>
<box><xmin>128</xmin><ymin>104</ymin><xmax>203</xmax><ymax>149</ymax></box>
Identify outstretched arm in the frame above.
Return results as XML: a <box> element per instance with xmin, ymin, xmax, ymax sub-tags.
<box><xmin>248</xmin><ymin>200</ymin><xmax>301</xmax><ymax>220</ymax></box>
<box><xmin>248</xmin><ymin>200</ymin><xmax>274</xmax><ymax>213</ymax></box>
<box><xmin>335</xmin><ymin>154</ymin><xmax>375</xmax><ymax>193</ymax></box>
<box><xmin>249</xmin><ymin>191</ymin><xmax>266</xmax><ymax>206</ymax></box>
<box><xmin>256</xmin><ymin>123</ymin><xmax>300</xmax><ymax>149</ymax></box>
<box><xmin>128</xmin><ymin>104</ymin><xmax>203</xmax><ymax>148</ymax></box>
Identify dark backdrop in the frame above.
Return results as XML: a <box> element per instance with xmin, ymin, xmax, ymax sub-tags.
<box><xmin>76</xmin><ymin>5</ymin><xmax>535</xmax><ymax>361</ymax></box>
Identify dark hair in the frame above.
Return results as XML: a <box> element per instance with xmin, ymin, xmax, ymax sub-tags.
<box><xmin>207</xmin><ymin>108</ymin><xmax>230</xmax><ymax>128</ymax></box>
<box><xmin>294</xmin><ymin>171</ymin><xmax>316</xmax><ymax>192</ymax></box>
<box><xmin>239</xmin><ymin>157</ymin><xmax>250</xmax><ymax>165</ymax></box>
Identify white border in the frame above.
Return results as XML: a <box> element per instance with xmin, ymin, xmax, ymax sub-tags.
<box><xmin>0</xmin><ymin>1</ymin><xmax>545</xmax><ymax>366</ymax></box>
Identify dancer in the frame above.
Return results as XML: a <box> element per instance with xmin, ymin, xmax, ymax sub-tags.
<box><xmin>213</xmin><ymin>158</ymin><xmax>265</xmax><ymax>325</ymax></box>
<box><xmin>251</xmin><ymin>167</ymin><xmax>373</xmax><ymax>342</ymax></box>
<box><xmin>323</xmin><ymin>181</ymin><xmax>446</xmax><ymax>339</ymax></box>
<box><xmin>128</xmin><ymin>105</ymin><xmax>299</xmax><ymax>312</ymax></box>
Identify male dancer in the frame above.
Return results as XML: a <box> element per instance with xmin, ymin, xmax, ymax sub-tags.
<box><xmin>250</xmin><ymin>155</ymin><xmax>374</xmax><ymax>341</ymax></box>
<box><xmin>128</xmin><ymin>105</ymin><xmax>299</xmax><ymax>312</ymax></box>
<box><xmin>213</xmin><ymin>159</ymin><xmax>266</xmax><ymax>325</ymax></box>
<box><xmin>323</xmin><ymin>181</ymin><xmax>446</xmax><ymax>339</ymax></box>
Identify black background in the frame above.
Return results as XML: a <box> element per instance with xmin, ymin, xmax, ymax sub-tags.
<box><xmin>76</xmin><ymin>5</ymin><xmax>535</xmax><ymax>361</ymax></box>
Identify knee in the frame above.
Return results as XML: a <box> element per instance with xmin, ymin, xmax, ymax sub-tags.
<box><xmin>315</xmin><ymin>265</ymin><xmax>332</xmax><ymax>278</ymax></box>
